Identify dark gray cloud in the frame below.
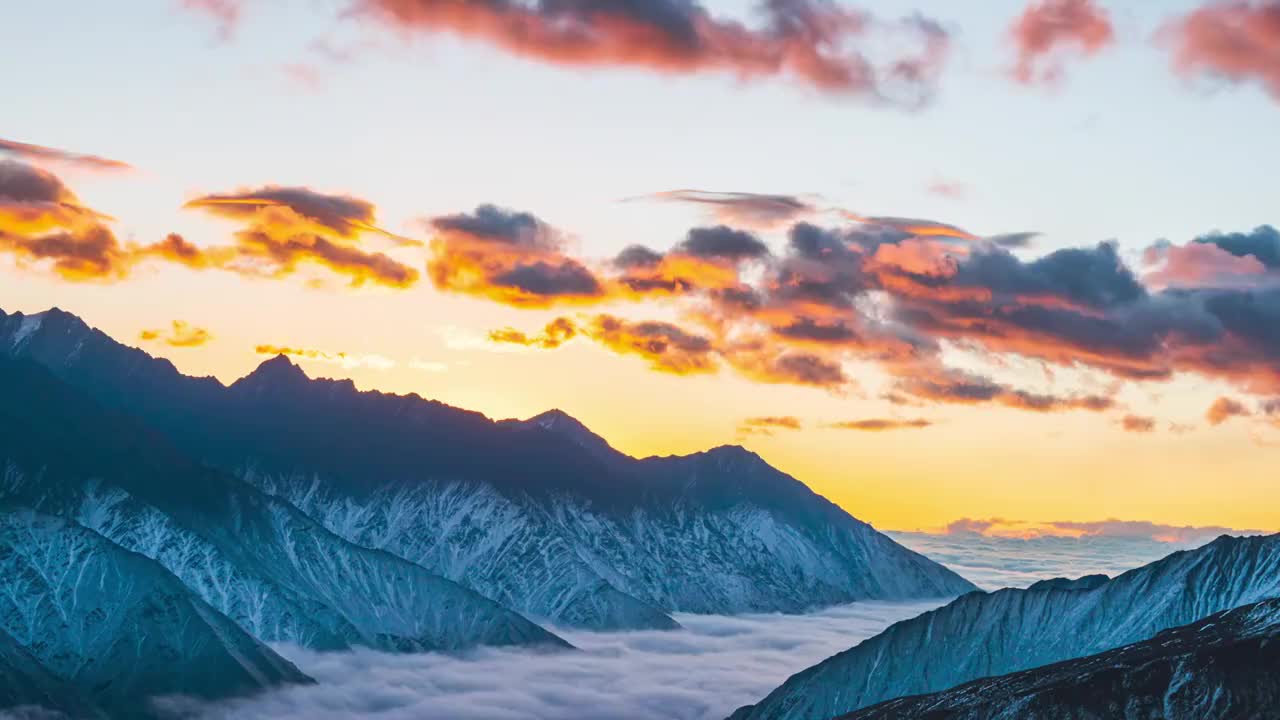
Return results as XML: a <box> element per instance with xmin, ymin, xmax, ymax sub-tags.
<box><xmin>676</xmin><ymin>226</ymin><xmax>771</xmax><ymax>262</ymax></box>
<box><xmin>0</xmin><ymin>160</ymin><xmax>76</xmax><ymax>204</ymax></box>
<box><xmin>494</xmin><ymin>260</ymin><xmax>604</xmax><ymax>298</ymax></box>
<box><xmin>614</xmin><ymin>245</ymin><xmax>665</xmax><ymax>269</ymax></box>
<box><xmin>1195</xmin><ymin>225</ymin><xmax>1280</xmax><ymax>270</ymax></box>
<box><xmin>640</xmin><ymin>190</ymin><xmax>818</xmax><ymax>229</ymax></box>
<box><xmin>430</xmin><ymin>204</ymin><xmax>556</xmax><ymax>249</ymax></box>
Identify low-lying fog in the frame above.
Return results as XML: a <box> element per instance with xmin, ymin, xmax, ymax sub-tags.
<box><xmin>156</xmin><ymin>532</ymin><xmax>1220</xmax><ymax>720</ymax></box>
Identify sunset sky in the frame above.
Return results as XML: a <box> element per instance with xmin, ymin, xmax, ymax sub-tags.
<box><xmin>4</xmin><ymin>0</ymin><xmax>1279</xmax><ymax>533</ymax></box>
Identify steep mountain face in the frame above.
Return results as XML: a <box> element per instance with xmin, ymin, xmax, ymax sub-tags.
<box><xmin>731</xmin><ymin>534</ymin><xmax>1280</xmax><ymax>720</ymax></box>
<box><xmin>0</xmin><ymin>356</ymin><xmax>568</xmax><ymax>654</ymax></box>
<box><xmin>842</xmin><ymin>597</ymin><xmax>1280</xmax><ymax>720</ymax></box>
<box><xmin>0</xmin><ymin>626</ymin><xmax>106</xmax><ymax>719</ymax></box>
<box><xmin>0</xmin><ymin>509</ymin><xmax>310</xmax><ymax>720</ymax></box>
<box><xmin>0</xmin><ymin>307</ymin><xmax>976</xmax><ymax>631</ymax></box>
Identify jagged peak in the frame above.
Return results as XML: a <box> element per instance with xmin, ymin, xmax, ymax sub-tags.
<box><xmin>234</xmin><ymin>354</ymin><xmax>311</xmax><ymax>389</ymax></box>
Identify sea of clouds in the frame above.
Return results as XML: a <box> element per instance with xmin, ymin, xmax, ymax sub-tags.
<box><xmin>152</xmin><ymin>529</ymin><xmax>1246</xmax><ymax>720</ymax></box>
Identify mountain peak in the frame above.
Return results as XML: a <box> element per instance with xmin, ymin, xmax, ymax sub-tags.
<box><xmin>234</xmin><ymin>355</ymin><xmax>311</xmax><ymax>391</ymax></box>
<box><xmin>516</xmin><ymin>408</ymin><xmax>618</xmax><ymax>459</ymax></box>
<box><xmin>527</xmin><ymin>408</ymin><xmax>589</xmax><ymax>433</ymax></box>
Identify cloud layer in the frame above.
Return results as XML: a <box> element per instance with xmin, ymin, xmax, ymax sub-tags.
<box><xmin>154</xmin><ymin>601</ymin><xmax>941</xmax><ymax>720</ymax></box>
<box><xmin>148</xmin><ymin>532</ymin><xmax>1265</xmax><ymax>719</ymax></box>
<box><xmin>0</xmin><ymin>137</ymin><xmax>131</xmax><ymax>173</ymax></box>
<box><xmin>431</xmin><ymin>202</ymin><xmax>1280</xmax><ymax>429</ymax></box>
<box><xmin>889</xmin><ymin>527</ymin><xmax>1257</xmax><ymax>591</ymax></box>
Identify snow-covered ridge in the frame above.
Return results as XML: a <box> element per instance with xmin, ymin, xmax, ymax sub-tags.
<box><xmin>731</xmin><ymin>532</ymin><xmax>1280</xmax><ymax>720</ymax></box>
<box><xmin>0</xmin><ymin>508</ymin><xmax>310</xmax><ymax>719</ymax></box>
<box><xmin>842</xmin><ymin>596</ymin><xmax>1280</xmax><ymax>720</ymax></box>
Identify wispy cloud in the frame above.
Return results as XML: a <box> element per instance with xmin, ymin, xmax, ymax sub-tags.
<box><xmin>0</xmin><ymin>137</ymin><xmax>132</xmax><ymax>173</ymax></box>
<box><xmin>255</xmin><ymin>344</ymin><xmax>396</xmax><ymax>370</ymax></box>
<box><xmin>634</xmin><ymin>190</ymin><xmax>820</xmax><ymax>230</ymax></box>
<box><xmin>737</xmin><ymin>416</ymin><xmax>803</xmax><ymax>437</ymax></box>
<box><xmin>1119</xmin><ymin>414</ymin><xmax>1157</xmax><ymax>433</ymax></box>
<box><xmin>827</xmin><ymin>418</ymin><xmax>932</xmax><ymax>431</ymax></box>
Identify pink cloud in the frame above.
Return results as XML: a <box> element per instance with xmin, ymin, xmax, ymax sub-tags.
<box><xmin>1163</xmin><ymin>0</ymin><xmax>1280</xmax><ymax>101</ymax></box>
<box><xmin>1010</xmin><ymin>0</ymin><xmax>1115</xmax><ymax>86</ymax></box>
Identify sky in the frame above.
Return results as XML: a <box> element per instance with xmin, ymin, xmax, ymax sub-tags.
<box><xmin>3</xmin><ymin>0</ymin><xmax>1280</xmax><ymax>532</ymax></box>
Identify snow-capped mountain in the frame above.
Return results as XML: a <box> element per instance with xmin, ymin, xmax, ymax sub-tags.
<box><xmin>0</xmin><ymin>307</ymin><xmax>977</xmax><ymax>631</ymax></box>
<box><xmin>842</xmin><ymin>596</ymin><xmax>1280</xmax><ymax>720</ymax></box>
<box><xmin>0</xmin><ymin>355</ymin><xmax>568</xmax><ymax>655</ymax></box>
<box><xmin>0</xmin><ymin>508</ymin><xmax>310</xmax><ymax>720</ymax></box>
<box><xmin>730</xmin><ymin>533</ymin><xmax>1280</xmax><ymax>720</ymax></box>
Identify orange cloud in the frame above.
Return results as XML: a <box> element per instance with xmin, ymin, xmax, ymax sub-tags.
<box><xmin>1206</xmin><ymin>396</ymin><xmax>1252</xmax><ymax>425</ymax></box>
<box><xmin>589</xmin><ymin>314</ymin><xmax>717</xmax><ymax>375</ymax></box>
<box><xmin>0</xmin><ymin>160</ymin><xmax>131</xmax><ymax>281</ymax></box>
<box><xmin>744</xmin><ymin>416</ymin><xmax>803</xmax><ymax>430</ymax></box>
<box><xmin>488</xmin><ymin>317</ymin><xmax>579</xmax><ymax>349</ymax></box>
<box><xmin>353</xmin><ymin>0</ymin><xmax>951</xmax><ymax>105</ymax></box>
<box><xmin>1009</xmin><ymin>0</ymin><xmax>1114</xmax><ymax>86</ymax></box>
<box><xmin>139</xmin><ymin>320</ymin><xmax>213</xmax><ymax>348</ymax></box>
<box><xmin>184</xmin><ymin>186</ymin><xmax>420</xmax><ymax>288</ymax></box>
<box><xmin>1120</xmin><ymin>414</ymin><xmax>1157</xmax><ymax>433</ymax></box>
<box><xmin>0</xmin><ymin>137</ymin><xmax>132</xmax><ymax>173</ymax></box>
<box><xmin>255</xmin><ymin>344</ymin><xmax>396</xmax><ymax>370</ymax></box>
<box><xmin>427</xmin><ymin>205</ymin><xmax>604</xmax><ymax>307</ymax></box>
<box><xmin>736</xmin><ymin>416</ymin><xmax>803</xmax><ymax>437</ymax></box>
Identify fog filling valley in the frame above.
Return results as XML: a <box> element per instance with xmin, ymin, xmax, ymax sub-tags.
<box><xmin>144</xmin><ymin>532</ymin><xmax>1220</xmax><ymax>720</ymax></box>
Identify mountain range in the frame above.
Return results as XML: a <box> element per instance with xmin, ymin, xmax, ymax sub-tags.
<box><xmin>0</xmin><ymin>306</ymin><xmax>975</xmax><ymax>715</ymax></box>
<box><xmin>0</xmin><ymin>307</ymin><xmax>975</xmax><ymax>631</ymax></box>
